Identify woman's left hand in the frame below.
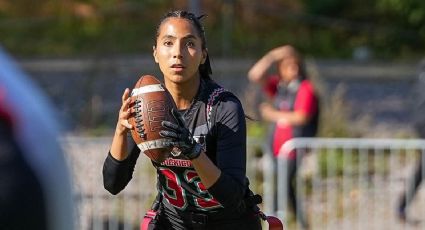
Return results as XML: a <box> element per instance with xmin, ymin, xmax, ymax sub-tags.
<box><xmin>259</xmin><ymin>103</ymin><xmax>276</xmax><ymax>121</ymax></box>
<box><xmin>159</xmin><ymin>109</ymin><xmax>202</xmax><ymax>160</ymax></box>
<box><xmin>260</xmin><ymin>103</ymin><xmax>289</xmax><ymax>125</ymax></box>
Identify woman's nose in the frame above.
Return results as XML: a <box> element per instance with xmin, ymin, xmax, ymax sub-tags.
<box><xmin>172</xmin><ymin>43</ymin><xmax>183</xmax><ymax>59</ymax></box>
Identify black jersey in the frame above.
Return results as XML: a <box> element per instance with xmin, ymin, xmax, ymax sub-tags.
<box><xmin>103</xmin><ymin>79</ymin><xmax>261</xmax><ymax>229</ymax></box>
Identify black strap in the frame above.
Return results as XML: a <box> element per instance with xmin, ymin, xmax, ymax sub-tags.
<box><xmin>151</xmin><ymin>192</ymin><xmax>162</xmax><ymax>211</ymax></box>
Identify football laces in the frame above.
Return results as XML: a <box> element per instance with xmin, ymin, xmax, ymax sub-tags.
<box><xmin>134</xmin><ymin>98</ymin><xmax>146</xmax><ymax>139</ymax></box>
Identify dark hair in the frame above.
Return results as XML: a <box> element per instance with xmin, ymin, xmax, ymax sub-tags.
<box><xmin>297</xmin><ymin>55</ymin><xmax>307</xmax><ymax>81</ymax></box>
<box><xmin>154</xmin><ymin>10</ymin><xmax>212</xmax><ymax>80</ymax></box>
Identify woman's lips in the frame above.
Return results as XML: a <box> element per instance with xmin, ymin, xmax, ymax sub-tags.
<box><xmin>171</xmin><ymin>64</ymin><xmax>185</xmax><ymax>72</ymax></box>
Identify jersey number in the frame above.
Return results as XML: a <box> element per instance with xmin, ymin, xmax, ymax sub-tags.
<box><xmin>160</xmin><ymin>168</ymin><xmax>221</xmax><ymax>210</ymax></box>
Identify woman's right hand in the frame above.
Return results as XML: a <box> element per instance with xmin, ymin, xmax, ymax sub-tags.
<box><xmin>115</xmin><ymin>88</ymin><xmax>133</xmax><ymax>136</ymax></box>
<box><xmin>248</xmin><ymin>45</ymin><xmax>296</xmax><ymax>83</ymax></box>
<box><xmin>267</xmin><ymin>45</ymin><xmax>296</xmax><ymax>63</ymax></box>
<box><xmin>110</xmin><ymin>88</ymin><xmax>133</xmax><ymax>160</ymax></box>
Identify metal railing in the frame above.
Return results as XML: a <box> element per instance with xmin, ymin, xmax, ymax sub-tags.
<box><xmin>64</xmin><ymin>136</ymin><xmax>425</xmax><ymax>229</ymax></box>
<box><xmin>262</xmin><ymin>138</ymin><xmax>425</xmax><ymax>230</ymax></box>
<box><xmin>64</xmin><ymin>136</ymin><xmax>263</xmax><ymax>230</ymax></box>
<box><xmin>64</xmin><ymin>136</ymin><xmax>157</xmax><ymax>230</ymax></box>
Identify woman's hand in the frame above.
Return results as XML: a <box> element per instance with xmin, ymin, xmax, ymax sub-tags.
<box><xmin>259</xmin><ymin>102</ymin><xmax>277</xmax><ymax>122</ymax></box>
<box><xmin>110</xmin><ymin>88</ymin><xmax>134</xmax><ymax>161</ymax></box>
<box><xmin>160</xmin><ymin>109</ymin><xmax>202</xmax><ymax>160</ymax></box>
<box><xmin>115</xmin><ymin>88</ymin><xmax>133</xmax><ymax>136</ymax></box>
<box><xmin>248</xmin><ymin>45</ymin><xmax>296</xmax><ymax>83</ymax></box>
<box><xmin>260</xmin><ymin>102</ymin><xmax>288</xmax><ymax>125</ymax></box>
<box><xmin>266</xmin><ymin>45</ymin><xmax>296</xmax><ymax>63</ymax></box>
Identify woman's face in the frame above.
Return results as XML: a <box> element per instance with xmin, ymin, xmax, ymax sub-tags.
<box><xmin>278</xmin><ymin>57</ymin><xmax>300</xmax><ymax>83</ymax></box>
<box><xmin>153</xmin><ymin>17</ymin><xmax>207</xmax><ymax>84</ymax></box>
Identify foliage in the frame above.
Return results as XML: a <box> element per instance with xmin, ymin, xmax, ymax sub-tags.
<box><xmin>0</xmin><ymin>0</ymin><xmax>424</xmax><ymax>59</ymax></box>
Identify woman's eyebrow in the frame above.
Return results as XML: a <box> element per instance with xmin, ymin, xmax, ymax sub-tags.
<box><xmin>161</xmin><ymin>35</ymin><xmax>176</xmax><ymax>40</ymax></box>
<box><xmin>183</xmin><ymin>34</ymin><xmax>197</xmax><ymax>40</ymax></box>
<box><xmin>161</xmin><ymin>34</ymin><xmax>198</xmax><ymax>40</ymax></box>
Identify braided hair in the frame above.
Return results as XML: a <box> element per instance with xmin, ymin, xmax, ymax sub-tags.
<box><xmin>154</xmin><ymin>10</ymin><xmax>212</xmax><ymax>80</ymax></box>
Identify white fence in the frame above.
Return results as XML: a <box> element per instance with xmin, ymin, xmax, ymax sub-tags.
<box><xmin>262</xmin><ymin>138</ymin><xmax>425</xmax><ymax>230</ymax></box>
<box><xmin>64</xmin><ymin>136</ymin><xmax>265</xmax><ymax>230</ymax></box>
<box><xmin>64</xmin><ymin>136</ymin><xmax>425</xmax><ymax>230</ymax></box>
<box><xmin>64</xmin><ymin>136</ymin><xmax>157</xmax><ymax>230</ymax></box>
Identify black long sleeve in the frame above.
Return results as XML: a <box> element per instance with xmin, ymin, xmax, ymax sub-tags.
<box><xmin>207</xmin><ymin>96</ymin><xmax>247</xmax><ymax>208</ymax></box>
<box><xmin>102</xmin><ymin>139</ymin><xmax>140</xmax><ymax>195</ymax></box>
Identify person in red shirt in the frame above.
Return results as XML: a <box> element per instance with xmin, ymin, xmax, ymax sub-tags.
<box><xmin>248</xmin><ymin>45</ymin><xmax>319</xmax><ymax>230</ymax></box>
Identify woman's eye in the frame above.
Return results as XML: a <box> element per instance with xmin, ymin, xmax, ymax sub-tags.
<box><xmin>186</xmin><ymin>41</ymin><xmax>195</xmax><ymax>47</ymax></box>
<box><xmin>164</xmin><ymin>41</ymin><xmax>173</xmax><ymax>46</ymax></box>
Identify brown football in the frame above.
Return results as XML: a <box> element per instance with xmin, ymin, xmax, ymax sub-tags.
<box><xmin>128</xmin><ymin>75</ymin><xmax>176</xmax><ymax>163</ymax></box>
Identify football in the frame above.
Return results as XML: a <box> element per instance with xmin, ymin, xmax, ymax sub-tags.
<box><xmin>128</xmin><ymin>75</ymin><xmax>176</xmax><ymax>163</ymax></box>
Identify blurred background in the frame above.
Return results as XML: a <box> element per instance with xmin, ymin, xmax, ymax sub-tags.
<box><xmin>1</xmin><ymin>0</ymin><xmax>424</xmax><ymax>137</ymax></box>
<box><xmin>2</xmin><ymin>0</ymin><xmax>425</xmax><ymax>229</ymax></box>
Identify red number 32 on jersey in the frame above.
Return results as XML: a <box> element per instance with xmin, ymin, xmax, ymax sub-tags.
<box><xmin>159</xmin><ymin>168</ymin><xmax>222</xmax><ymax>211</ymax></box>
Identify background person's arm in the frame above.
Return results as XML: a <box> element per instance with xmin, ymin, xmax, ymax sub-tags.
<box><xmin>248</xmin><ymin>45</ymin><xmax>296</xmax><ymax>83</ymax></box>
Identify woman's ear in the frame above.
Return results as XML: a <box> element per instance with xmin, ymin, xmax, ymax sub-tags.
<box><xmin>201</xmin><ymin>49</ymin><xmax>207</xmax><ymax>64</ymax></box>
<box><xmin>153</xmin><ymin>45</ymin><xmax>159</xmax><ymax>63</ymax></box>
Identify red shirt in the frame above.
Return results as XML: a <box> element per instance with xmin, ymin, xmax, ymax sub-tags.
<box><xmin>264</xmin><ymin>76</ymin><xmax>318</xmax><ymax>159</ymax></box>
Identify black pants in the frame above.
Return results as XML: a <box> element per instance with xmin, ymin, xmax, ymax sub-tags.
<box><xmin>275</xmin><ymin>155</ymin><xmax>309</xmax><ymax>229</ymax></box>
<box><xmin>398</xmin><ymin>152</ymin><xmax>425</xmax><ymax>213</ymax></box>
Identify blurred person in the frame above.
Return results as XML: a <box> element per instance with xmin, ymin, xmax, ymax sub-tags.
<box><xmin>248</xmin><ymin>45</ymin><xmax>319</xmax><ymax>230</ymax></box>
<box><xmin>102</xmin><ymin>10</ymin><xmax>275</xmax><ymax>230</ymax></box>
<box><xmin>396</xmin><ymin>59</ymin><xmax>425</xmax><ymax>223</ymax></box>
<box><xmin>0</xmin><ymin>46</ymin><xmax>75</xmax><ymax>230</ymax></box>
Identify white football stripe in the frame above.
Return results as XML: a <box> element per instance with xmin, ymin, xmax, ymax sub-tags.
<box><xmin>132</xmin><ymin>84</ymin><xmax>165</xmax><ymax>96</ymax></box>
<box><xmin>137</xmin><ymin>138</ymin><xmax>171</xmax><ymax>152</ymax></box>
